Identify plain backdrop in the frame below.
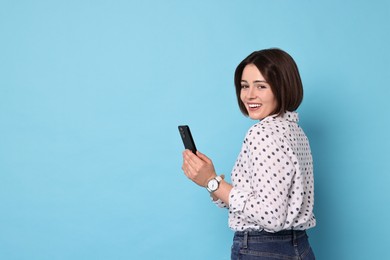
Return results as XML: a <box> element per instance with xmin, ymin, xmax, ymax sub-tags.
<box><xmin>1</xmin><ymin>0</ymin><xmax>389</xmax><ymax>259</ymax></box>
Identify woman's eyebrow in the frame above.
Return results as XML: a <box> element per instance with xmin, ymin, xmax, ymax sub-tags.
<box><xmin>253</xmin><ymin>80</ymin><xmax>267</xmax><ymax>83</ymax></box>
<box><xmin>241</xmin><ymin>80</ymin><xmax>267</xmax><ymax>83</ymax></box>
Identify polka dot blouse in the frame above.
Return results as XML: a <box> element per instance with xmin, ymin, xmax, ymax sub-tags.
<box><xmin>214</xmin><ymin>111</ymin><xmax>316</xmax><ymax>232</ymax></box>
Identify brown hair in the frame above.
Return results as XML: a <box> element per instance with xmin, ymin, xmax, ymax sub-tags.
<box><xmin>234</xmin><ymin>48</ymin><xmax>304</xmax><ymax>117</ymax></box>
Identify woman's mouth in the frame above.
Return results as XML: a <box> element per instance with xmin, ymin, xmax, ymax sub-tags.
<box><xmin>248</xmin><ymin>103</ymin><xmax>262</xmax><ymax>110</ymax></box>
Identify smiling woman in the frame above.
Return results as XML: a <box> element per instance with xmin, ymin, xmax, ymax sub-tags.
<box><xmin>181</xmin><ymin>48</ymin><xmax>316</xmax><ymax>260</ymax></box>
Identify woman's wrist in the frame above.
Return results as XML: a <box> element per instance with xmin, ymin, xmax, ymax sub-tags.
<box><xmin>208</xmin><ymin>174</ymin><xmax>225</xmax><ymax>200</ymax></box>
<box><xmin>207</xmin><ymin>174</ymin><xmax>232</xmax><ymax>205</ymax></box>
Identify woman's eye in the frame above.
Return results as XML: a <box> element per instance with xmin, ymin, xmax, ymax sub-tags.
<box><xmin>241</xmin><ymin>85</ymin><xmax>249</xmax><ymax>89</ymax></box>
<box><xmin>257</xmin><ymin>85</ymin><xmax>267</xmax><ymax>89</ymax></box>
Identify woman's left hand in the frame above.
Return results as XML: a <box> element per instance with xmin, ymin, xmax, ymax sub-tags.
<box><xmin>182</xmin><ymin>150</ymin><xmax>217</xmax><ymax>187</ymax></box>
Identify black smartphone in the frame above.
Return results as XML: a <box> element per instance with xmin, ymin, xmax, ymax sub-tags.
<box><xmin>178</xmin><ymin>125</ymin><xmax>197</xmax><ymax>154</ymax></box>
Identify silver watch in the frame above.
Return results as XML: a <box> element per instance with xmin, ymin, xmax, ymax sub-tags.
<box><xmin>206</xmin><ymin>176</ymin><xmax>222</xmax><ymax>193</ymax></box>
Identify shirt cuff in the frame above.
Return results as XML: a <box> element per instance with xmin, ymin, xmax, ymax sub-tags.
<box><xmin>211</xmin><ymin>196</ymin><xmax>228</xmax><ymax>208</ymax></box>
<box><xmin>229</xmin><ymin>187</ymin><xmax>249</xmax><ymax>213</ymax></box>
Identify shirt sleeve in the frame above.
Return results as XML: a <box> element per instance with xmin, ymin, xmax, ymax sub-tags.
<box><xmin>228</xmin><ymin>129</ymin><xmax>303</xmax><ymax>232</ymax></box>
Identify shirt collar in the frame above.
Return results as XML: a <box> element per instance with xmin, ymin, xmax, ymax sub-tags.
<box><xmin>262</xmin><ymin>111</ymin><xmax>299</xmax><ymax>123</ymax></box>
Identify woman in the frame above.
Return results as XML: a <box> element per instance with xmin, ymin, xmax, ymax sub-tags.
<box><xmin>182</xmin><ymin>48</ymin><xmax>316</xmax><ymax>260</ymax></box>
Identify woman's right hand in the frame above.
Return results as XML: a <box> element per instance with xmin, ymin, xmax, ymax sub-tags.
<box><xmin>181</xmin><ymin>150</ymin><xmax>217</xmax><ymax>187</ymax></box>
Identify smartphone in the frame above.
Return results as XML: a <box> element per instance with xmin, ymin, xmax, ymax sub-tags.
<box><xmin>178</xmin><ymin>125</ymin><xmax>197</xmax><ymax>154</ymax></box>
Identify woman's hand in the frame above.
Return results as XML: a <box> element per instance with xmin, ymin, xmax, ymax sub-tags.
<box><xmin>182</xmin><ymin>150</ymin><xmax>217</xmax><ymax>187</ymax></box>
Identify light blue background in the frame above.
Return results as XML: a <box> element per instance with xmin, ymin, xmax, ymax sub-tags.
<box><xmin>1</xmin><ymin>0</ymin><xmax>389</xmax><ymax>259</ymax></box>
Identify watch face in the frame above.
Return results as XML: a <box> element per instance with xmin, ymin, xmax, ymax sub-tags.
<box><xmin>208</xmin><ymin>179</ymin><xmax>218</xmax><ymax>191</ymax></box>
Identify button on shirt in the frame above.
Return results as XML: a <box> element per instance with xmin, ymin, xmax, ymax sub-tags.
<box><xmin>214</xmin><ymin>111</ymin><xmax>316</xmax><ymax>232</ymax></box>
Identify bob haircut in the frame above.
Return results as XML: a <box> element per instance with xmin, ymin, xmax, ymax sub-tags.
<box><xmin>234</xmin><ymin>48</ymin><xmax>304</xmax><ymax>117</ymax></box>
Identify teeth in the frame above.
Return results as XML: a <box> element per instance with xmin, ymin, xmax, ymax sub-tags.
<box><xmin>248</xmin><ymin>104</ymin><xmax>261</xmax><ymax>108</ymax></box>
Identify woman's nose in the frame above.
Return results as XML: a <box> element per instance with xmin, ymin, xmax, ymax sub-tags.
<box><xmin>246</xmin><ymin>86</ymin><xmax>256</xmax><ymax>99</ymax></box>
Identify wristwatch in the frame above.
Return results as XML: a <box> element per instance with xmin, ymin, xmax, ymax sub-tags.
<box><xmin>206</xmin><ymin>176</ymin><xmax>222</xmax><ymax>193</ymax></box>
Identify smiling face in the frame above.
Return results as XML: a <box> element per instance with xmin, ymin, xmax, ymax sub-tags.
<box><xmin>240</xmin><ymin>64</ymin><xmax>278</xmax><ymax>120</ymax></box>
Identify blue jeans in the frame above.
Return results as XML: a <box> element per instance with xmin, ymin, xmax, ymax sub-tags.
<box><xmin>231</xmin><ymin>230</ymin><xmax>315</xmax><ymax>260</ymax></box>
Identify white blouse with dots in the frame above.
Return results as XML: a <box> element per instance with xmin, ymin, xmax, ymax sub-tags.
<box><xmin>214</xmin><ymin>111</ymin><xmax>316</xmax><ymax>232</ymax></box>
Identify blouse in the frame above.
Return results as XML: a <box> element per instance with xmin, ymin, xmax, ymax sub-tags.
<box><xmin>214</xmin><ymin>111</ymin><xmax>316</xmax><ymax>232</ymax></box>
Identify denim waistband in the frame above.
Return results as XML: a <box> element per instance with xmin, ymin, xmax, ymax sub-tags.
<box><xmin>234</xmin><ymin>229</ymin><xmax>306</xmax><ymax>238</ymax></box>
<box><xmin>234</xmin><ymin>230</ymin><xmax>307</xmax><ymax>249</ymax></box>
